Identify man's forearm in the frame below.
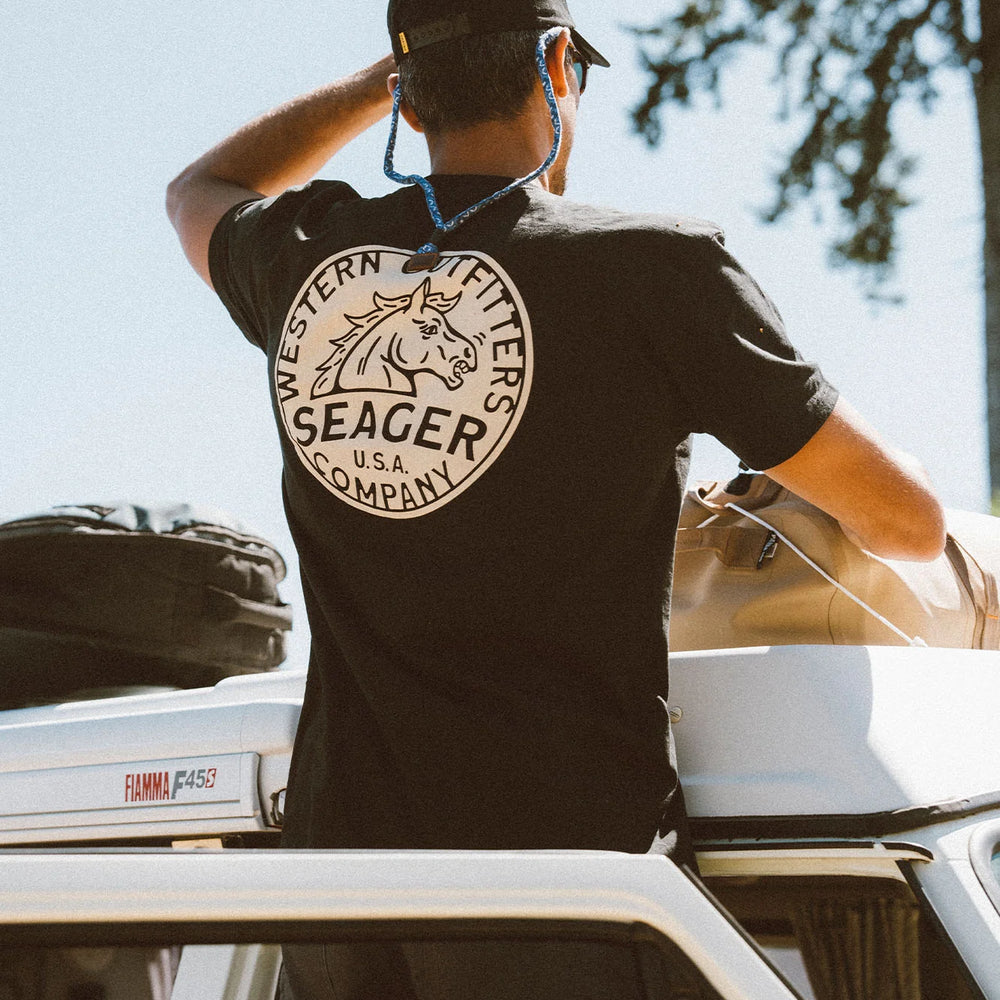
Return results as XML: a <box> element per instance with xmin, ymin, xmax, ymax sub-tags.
<box><xmin>178</xmin><ymin>55</ymin><xmax>395</xmax><ymax>197</ymax></box>
<box><xmin>167</xmin><ymin>55</ymin><xmax>395</xmax><ymax>287</ymax></box>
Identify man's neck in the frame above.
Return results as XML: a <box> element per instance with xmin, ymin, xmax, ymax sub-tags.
<box><xmin>424</xmin><ymin>114</ymin><xmax>557</xmax><ymax>190</ymax></box>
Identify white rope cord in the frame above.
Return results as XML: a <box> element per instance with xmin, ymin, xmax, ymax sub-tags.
<box><xmin>725</xmin><ymin>502</ymin><xmax>927</xmax><ymax>648</ymax></box>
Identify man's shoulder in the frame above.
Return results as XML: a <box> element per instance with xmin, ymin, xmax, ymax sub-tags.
<box><xmin>530</xmin><ymin>192</ymin><xmax>726</xmax><ymax>247</ymax></box>
<box><xmin>255</xmin><ymin>178</ymin><xmax>365</xmax><ymax>221</ymax></box>
<box><xmin>213</xmin><ymin>178</ymin><xmax>364</xmax><ymax>248</ymax></box>
<box><xmin>519</xmin><ymin>193</ymin><xmax>732</xmax><ymax>292</ymax></box>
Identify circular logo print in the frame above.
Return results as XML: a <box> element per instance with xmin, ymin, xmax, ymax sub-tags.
<box><xmin>274</xmin><ymin>246</ymin><xmax>533</xmax><ymax>518</ymax></box>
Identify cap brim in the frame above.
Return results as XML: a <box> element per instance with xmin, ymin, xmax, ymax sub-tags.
<box><xmin>570</xmin><ymin>28</ymin><xmax>610</xmax><ymax>68</ymax></box>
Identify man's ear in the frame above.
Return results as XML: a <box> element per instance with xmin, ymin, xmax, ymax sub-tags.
<box><xmin>387</xmin><ymin>72</ymin><xmax>425</xmax><ymax>133</ymax></box>
<box><xmin>543</xmin><ymin>29</ymin><xmax>572</xmax><ymax>99</ymax></box>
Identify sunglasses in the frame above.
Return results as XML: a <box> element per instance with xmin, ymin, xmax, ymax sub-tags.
<box><xmin>568</xmin><ymin>46</ymin><xmax>590</xmax><ymax>94</ymax></box>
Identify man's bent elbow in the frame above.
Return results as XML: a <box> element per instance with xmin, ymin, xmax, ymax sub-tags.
<box><xmin>765</xmin><ymin>398</ymin><xmax>947</xmax><ymax>564</ymax></box>
<box><xmin>165</xmin><ymin>166</ymin><xmax>199</xmax><ymax>232</ymax></box>
<box><xmin>873</xmin><ymin>517</ymin><xmax>946</xmax><ymax>563</ymax></box>
<box><xmin>163</xmin><ymin>167</ymin><xmax>261</xmax><ymax>289</ymax></box>
<box><xmin>847</xmin><ymin>475</ymin><xmax>947</xmax><ymax>563</ymax></box>
<box><xmin>165</xmin><ymin>172</ymin><xmax>184</xmax><ymax>228</ymax></box>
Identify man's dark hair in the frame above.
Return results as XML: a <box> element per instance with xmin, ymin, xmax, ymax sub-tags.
<box><xmin>399</xmin><ymin>29</ymin><xmax>542</xmax><ymax>133</ymax></box>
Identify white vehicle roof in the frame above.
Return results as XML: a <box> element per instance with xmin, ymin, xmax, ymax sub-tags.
<box><xmin>0</xmin><ymin>644</ymin><xmax>998</xmax><ymax>844</ymax></box>
<box><xmin>0</xmin><ymin>849</ymin><xmax>800</xmax><ymax>1000</ymax></box>
<box><xmin>669</xmin><ymin>644</ymin><xmax>1000</xmax><ymax>839</ymax></box>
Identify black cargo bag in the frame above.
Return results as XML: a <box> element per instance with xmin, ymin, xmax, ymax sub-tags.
<box><xmin>0</xmin><ymin>503</ymin><xmax>293</xmax><ymax>706</ymax></box>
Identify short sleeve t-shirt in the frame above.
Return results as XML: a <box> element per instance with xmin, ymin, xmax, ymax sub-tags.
<box><xmin>209</xmin><ymin>176</ymin><xmax>837</xmax><ymax>855</ymax></box>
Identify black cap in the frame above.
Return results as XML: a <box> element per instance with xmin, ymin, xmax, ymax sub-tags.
<box><xmin>388</xmin><ymin>0</ymin><xmax>610</xmax><ymax>69</ymax></box>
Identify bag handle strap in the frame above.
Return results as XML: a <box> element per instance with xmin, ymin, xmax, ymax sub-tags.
<box><xmin>203</xmin><ymin>586</ymin><xmax>293</xmax><ymax>632</ymax></box>
<box><xmin>675</xmin><ymin>523</ymin><xmax>778</xmax><ymax>570</ymax></box>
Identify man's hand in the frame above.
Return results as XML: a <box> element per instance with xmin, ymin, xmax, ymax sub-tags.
<box><xmin>765</xmin><ymin>397</ymin><xmax>947</xmax><ymax>562</ymax></box>
<box><xmin>166</xmin><ymin>55</ymin><xmax>396</xmax><ymax>288</ymax></box>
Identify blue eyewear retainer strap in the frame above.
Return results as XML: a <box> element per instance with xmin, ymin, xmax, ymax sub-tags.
<box><xmin>384</xmin><ymin>27</ymin><xmax>565</xmax><ymax>266</ymax></box>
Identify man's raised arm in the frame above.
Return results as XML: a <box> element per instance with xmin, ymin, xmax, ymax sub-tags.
<box><xmin>166</xmin><ymin>55</ymin><xmax>395</xmax><ymax>288</ymax></box>
<box><xmin>765</xmin><ymin>397</ymin><xmax>947</xmax><ymax>562</ymax></box>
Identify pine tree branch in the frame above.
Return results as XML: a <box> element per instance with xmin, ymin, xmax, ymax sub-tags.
<box><xmin>630</xmin><ymin>0</ymin><xmax>976</xmax><ymax>283</ymax></box>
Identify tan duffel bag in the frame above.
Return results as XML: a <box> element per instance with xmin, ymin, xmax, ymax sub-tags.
<box><xmin>670</xmin><ymin>473</ymin><xmax>1000</xmax><ymax>651</ymax></box>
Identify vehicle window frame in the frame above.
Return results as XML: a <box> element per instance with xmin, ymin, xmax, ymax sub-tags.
<box><xmin>897</xmin><ymin>858</ymin><xmax>989</xmax><ymax>1000</ymax></box>
<box><xmin>969</xmin><ymin>819</ymin><xmax>1000</xmax><ymax>921</ymax></box>
<box><xmin>0</xmin><ymin>917</ymin><xmax>729</xmax><ymax>1000</ymax></box>
<box><xmin>681</xmin><ymin>864</ymin><xmax>809</xmax><ymax>1000</ymax></box>
<box><xmin>696</xmin><ymin>843</ymin><xmax>991</xmax><ymax>1000</ymax></box>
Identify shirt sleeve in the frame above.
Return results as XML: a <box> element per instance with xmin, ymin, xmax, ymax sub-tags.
<box><xmin>208</xmin><ymin>180</ymin><xmax>362</xmax><ymax>352</ymax></box>
<box><xmin>659</xmin><ymin>229</ymin><xmax>839</xmax><ymax>471</ymax></box>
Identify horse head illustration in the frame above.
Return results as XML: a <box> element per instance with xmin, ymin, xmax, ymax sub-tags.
<box><xmin>311</xmin><ymin>278</ymin><xmax>478</xmax><ymax>398</ymax></box>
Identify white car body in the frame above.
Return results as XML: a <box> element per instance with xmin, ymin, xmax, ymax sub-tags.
<box><xmin>1</xmin><ymin>644</ymin><xmax>998</xmax><ymax>998</ymax></box>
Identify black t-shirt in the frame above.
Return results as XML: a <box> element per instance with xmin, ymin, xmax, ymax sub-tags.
<box><xmin>209</xmin><ymin>176</ymin><xmax>837</xmax><ymax>854</ymax></box>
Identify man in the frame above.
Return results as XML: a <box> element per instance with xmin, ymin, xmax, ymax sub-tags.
<box><xmin>167</xmin><ymin>0</ymin><xmax>945</xmax><ymax>994</ymax></box>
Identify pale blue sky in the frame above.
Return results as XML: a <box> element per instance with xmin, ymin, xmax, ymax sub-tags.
<box><xmin>2</xmin><ymin>1</ymin><xmax>985</xmax><ymax>665</ymax></box>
